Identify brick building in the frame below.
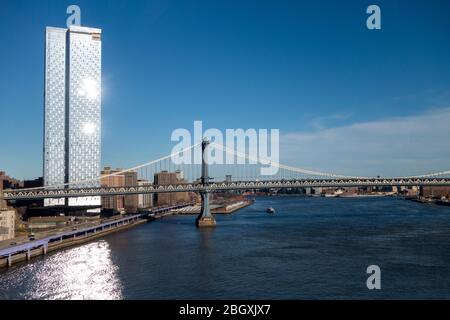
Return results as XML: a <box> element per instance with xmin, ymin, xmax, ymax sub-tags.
<box><xmin>421</xmin><ymin>186</ymin><xmax>450</xmax><ymax>199</ymax></box>
<box><xmin>138</xmin><ymin>180</ymin><xmax>153</xmax><ymax>209</ymax></box>
<box><xmin>0</xmin><ymin>172</ymin><xmax>5</xmax><ymax>209</ymax></box>
<box><xmin>100</xmin><ymin>167</ymin><xmax>139</xmax><ymax>213</ymax></box>
<box><xmin>101</xmin><ymin>168</ymin><xmax>125</xmax><ymax>213</ymax></box>
<box><xmin>124</xmin><ymin>171</ymin><xmax>139</xmax><ymax>213</ymax></box>
<box><xmin>0</xmin><ymin>209</ymin><xmax>15</xmax><ymax>241</ymax></box>
<box><xmin>154</xmin><ymin>170</ymin><xmax>190</xmax><ymax>206</ymax></box>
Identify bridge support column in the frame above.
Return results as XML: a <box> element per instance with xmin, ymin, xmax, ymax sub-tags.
<box><xmin>26</xmin><ymin>249</ymin><xmax>31</xmax><ymax>261</ymax></box>
<box><xmin>42</xmin><ymin>244</ymin><xmax>48</xmax><ymax>255</ymax></box>
<box><xmin>196</xmin><ymin>191</ymin><xmax>216</xmax><ymax>228</ymax></box>
<box><xmin>7</xmin><ymin>254</ymin><xmax>12</xmax><ymax>267</ymax></box>
<box><xmin>196</xmin><ymin>138</ymin><xmax>216</xmax><ymax>228</ymax></box>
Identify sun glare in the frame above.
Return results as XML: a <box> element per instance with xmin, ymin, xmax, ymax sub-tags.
<box><xmin>78</xmin><ymin>78</ymin><xmax>99</xmax><ymax>100</ymax></box>
<box><xmin>82</xmin><ymin>122</ymin><xmax>96</xmax><ymax>135</ymax></box>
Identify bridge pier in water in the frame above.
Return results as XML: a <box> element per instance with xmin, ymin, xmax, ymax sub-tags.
<box><xmin>196</xmin><ymin>191</ymin><xmax>216</xmax><ymax>227</ymax></box>
<box><xmin>196</xmin><ymin>138</ymin><xmax>216</xmax><ymax>228</ymax></box>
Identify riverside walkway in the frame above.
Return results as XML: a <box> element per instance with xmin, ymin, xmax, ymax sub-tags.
<box><xmin>0</xmin><ymin>202</ymin><xmax>194</xmax><ymax>268</ymax></box>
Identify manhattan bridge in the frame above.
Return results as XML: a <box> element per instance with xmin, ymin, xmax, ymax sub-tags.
<box><xmin>2</xmin><ymin>139</ymin><xmax>450</xmax><ymax>227</ymax></box>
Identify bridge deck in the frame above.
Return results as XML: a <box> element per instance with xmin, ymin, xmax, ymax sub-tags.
<box><xmin>2</xmin><ymin>178</ymin><xmax>450</xmax><ymax>200</ymax></box>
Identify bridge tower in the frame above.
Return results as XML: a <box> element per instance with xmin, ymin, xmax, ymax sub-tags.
<box><xmin>196</xmin><ymin>138</ymin><xmax>217</xmax><ymax>228</ymax></box>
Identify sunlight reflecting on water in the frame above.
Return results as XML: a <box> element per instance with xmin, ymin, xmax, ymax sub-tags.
<box><xmin>1</xmin><ymin>241</ymin><xmax>123</xmax><ymax>300</ymax></box>
<box><xmin>3</xmin><ymin>197</ymin><xmax>450</xmax><ymax>299</ymax></box>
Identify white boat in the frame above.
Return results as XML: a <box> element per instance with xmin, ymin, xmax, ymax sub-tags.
<box><xmin>323</xmin><ymin>194</ymin><xmax>337</xmax><ymax>198</ymax></box>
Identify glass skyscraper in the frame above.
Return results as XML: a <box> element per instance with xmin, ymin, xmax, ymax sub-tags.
<box><xmin>44</xmin><ymin>25</ymin><xmax>102</xmax><ymax>208</ymax></box>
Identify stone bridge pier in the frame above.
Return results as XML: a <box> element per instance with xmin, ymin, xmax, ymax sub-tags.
<box><xmin>196</xmin><ymin>139</ymin><xmax>216</xmax><ymax>228</ymax></box>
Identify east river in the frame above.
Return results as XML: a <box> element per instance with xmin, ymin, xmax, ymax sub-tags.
<box><xmin>1</xmin><ymin>196</ymin><xmax>450</xmax><ymax>299</ymax></box>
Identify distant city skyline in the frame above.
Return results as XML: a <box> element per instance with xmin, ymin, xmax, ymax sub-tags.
<box><xmin>1</xmin><ymin>0</ymin><xmax>450</xmax><ymax>179</ymax></box>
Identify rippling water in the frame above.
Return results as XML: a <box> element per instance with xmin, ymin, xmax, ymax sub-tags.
<box><xmin>0</xmin><ymin>241</ymin><xmax>122</xmax><ymax>300</ymax></box>
<box><xmin>1</xmin><ymin>196</ymin><xmax>450</xmax><ymax>299</ymax></box>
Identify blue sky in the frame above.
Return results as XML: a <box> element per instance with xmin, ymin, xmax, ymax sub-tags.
<box><xmin>1</xmin><ymin>0</ymin><xmax>450</xmax><ymax>179</ymax></box>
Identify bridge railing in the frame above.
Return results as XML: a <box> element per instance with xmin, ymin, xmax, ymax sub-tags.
<box><xmin>3</xmin><ymin>177</ymin><xmax>450</xmax><ymax>200</ymax></box>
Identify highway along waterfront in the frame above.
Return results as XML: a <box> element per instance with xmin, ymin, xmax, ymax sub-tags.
<box><xmin>0</xmin><ymin>214</ymin><xmax>145</xmax><ymax>268</ymax></box>
<box><xmin>1</xmin><ymin>196</ymin><xmax>450</xmax><ymax>299</ymax></box>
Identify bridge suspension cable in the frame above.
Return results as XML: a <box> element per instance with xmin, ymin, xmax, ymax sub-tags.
<box><xmin>7</xmin><ymin>140</ymin><xmax>450</xmax><ymax>193</ymax></box>
<box><xmin>14</xmin><ymin>142</ymin><xmax>202</xmax><ymax>192</ymax></box>
<box><xmin>212</xmin><ymin>143</ymin><xmax>363</xmax><ymax>179</ymax></box>
<box><xmin>212</xmin><ymin>143</ymin><xmax>450</xmax><ymax>180</ymax></box>
<box><xmin>403</xmin><ymin>170</ymin><xmax>450</xmax><ymax>179</ymax></box>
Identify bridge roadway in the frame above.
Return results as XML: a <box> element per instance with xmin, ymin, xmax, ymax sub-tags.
<box><xmin>3</xmin><ymin>178</ymin><xmax>450</xmax><ymax>200</ymax></box>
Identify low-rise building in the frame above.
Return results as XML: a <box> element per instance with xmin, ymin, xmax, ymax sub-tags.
<box><xmin>138</xmin><ymin>180</ymin><xmax>153</xmax><ymax>209</ymax></box>
<box><xmin>399</xmin><ymin>186</ymin><xmax>420</xmax><ymax>197</ymax></box>
<box><xmin>27</xmin><ymin>216</ymin><xmax>74</xmax><ymax>229</ymax></box>
<box><xmin>0</xmin><ymin>171</ymin><xmax>22</xmax><ymax>189</ymax></box>
<box><xmin>23</xmin><ymin>177</ymin><xmax>44</xmax><ymax>189</ymax></box>
<box><xmin>0</xmin><ymin>172</ymin><xmax>5</xmax><ymax>208</ymax></box>
<box><xmin>421</xmin><ymin>186</ymin><xmax>450</xmax><ymax>199</ymax></box>
<box><xmin>0</xmin><ymin>209</ymin><xmax>15</xmax><ymax>241</ymax></box>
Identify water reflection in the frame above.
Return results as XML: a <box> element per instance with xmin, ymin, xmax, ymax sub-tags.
<box><xmin>0</xmin><ymin>241</ymin><xmax>122</xmax><ymax>300</ymax></box>
<box><xmin>3</xmin><ymin>197</ymin><xmax>450</xmax><ymax>299</ymax></box>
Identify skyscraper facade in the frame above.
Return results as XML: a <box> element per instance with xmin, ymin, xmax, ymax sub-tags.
<box><xmin>44</xmin><ymin>25</ymin><xmax>102</xmax><ymax>208</ymax></box>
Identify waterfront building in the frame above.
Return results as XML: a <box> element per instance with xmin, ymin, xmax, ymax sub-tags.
<box><xmin>0</xmin><ymin>172</ymin><xmax>4</xmax><ymax>209</ymax></box>
<box><xmin>23</xmin><ymin>177</ymin><xmax>44</xmax><ymax>189</ymax></box>
<box><xmin>100</xmin><ymin>167</ymin><xmax>138</xmax><ymax>213</ymax></box>
<box><xmin>154</xmin><ymin>171</ymin><xmax>176</xmax><ymax>206</ymax></box>
<box><xmin>27</xmin><ymin>216</ymin><xmax>73</xmax><ymax>230</ymax></box>
<box><xmin>101</xmin><ymin>167</ymin><xmax>125</xmax><ymax>212</ymax></box>
<box><xmin>43</xmin><ymin>25</ymin><xmax>102</xmax><ymax>210</ymax></box>
<box><xmin>138</xmin><ymin>180</ymin><xmax>153</xmax><ymax>209</ymax></box>
<box><xmin>420</xmin><ymin>186</ymin><xmax>450</xmax><ymax>199</ymax></box>
<box><xmin>0</xmin><ymin>171</ymin><xmax>23</xmax><ymax>190</ymax></box>
<box><xmin>1</xmin><ymin>171</ymin><xmax>24</xmax><ymax>208</ymax></box>
<box><xmin>154</xmin><ymin>171</ymin><xmax>190</xmax><ymax>206</ymax></box>
<box><xmin>124</xmin><ymin>171</ymin><xmax>139</xmax><ymax>213</ymax></box>
<box><xmin>0</xmin><ymin>209</ymin><xmax>15</xmax><ymax>241</ymax></box>
<box><xmin>399</xmin><ymin>186</ymin><xmax>420</xmax><ymax>197</ymax></box>
<box><xmin>305</xmin><ymin>187</ymin><xmax>322</xmax><ymax>195</ymax></box>
<box><xmin>101</xmin><ymin>167</ymin><xmax>125</xmax><ymax>213</ymax></box>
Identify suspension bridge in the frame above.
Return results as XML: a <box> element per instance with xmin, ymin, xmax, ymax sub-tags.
<box><xmin>2</xmin><ymin>139</ymin><xmax>450</xmax><ymax>227</ymax></box>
